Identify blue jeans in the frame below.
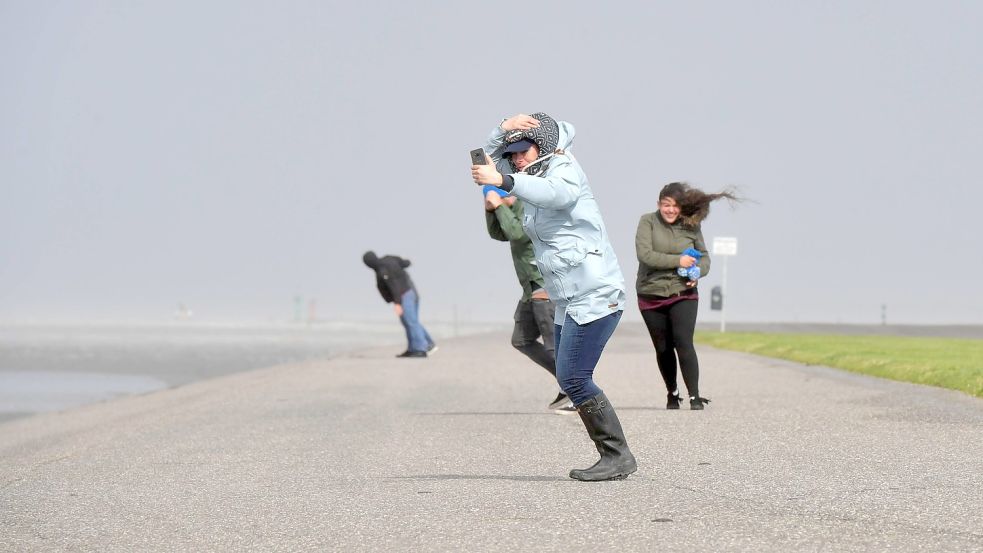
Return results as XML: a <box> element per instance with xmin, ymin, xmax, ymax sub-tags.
<box><xmin>399</xmin><ymin>289</ymin><xmax>434</xmax><ymax>353</ymax></box>
<box><xmin>554</xmin><ymin>310</ymin><xmax>623</xmax><ymax>406</ymax></box>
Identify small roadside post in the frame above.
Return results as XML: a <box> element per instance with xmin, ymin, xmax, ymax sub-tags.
<box><xmin>712</xmin><ymin>237</ymin><xmax>738</xmax><ymax>332</ymax></box>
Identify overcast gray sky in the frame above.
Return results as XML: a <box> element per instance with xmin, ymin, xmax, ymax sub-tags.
<box><xmin>2</xmin><ymin>1</ymin><xmax>981</xmax><ymax>325</ymax></box>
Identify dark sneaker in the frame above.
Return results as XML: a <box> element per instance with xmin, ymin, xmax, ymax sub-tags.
<box><xmin>396</xmin><ymin>350</ymin><xmax>427</xmax><ymax>358</ymax></box>
<box><xmin>690</xmin><ymin>396</ymin><xmax>710</xmax><ymax>410</ymax></box>
<box><xmin>552</xmin><ymin>399</ymin><xmax>577</xmax><ymax>415</ymax></box>
<box><xmin>667</xmin><ymin>392</ymin><xmax>681</xmax><ymax>410</ymax></box>
<box><xmin>427</xmin><ymin>344</ymin><xmax>439</xmax><ymax>355</ymax></box>
<box><xmin>548</xmin><ymin>392</ymin><xmax>569</xmax><ymax>411</ymax></box>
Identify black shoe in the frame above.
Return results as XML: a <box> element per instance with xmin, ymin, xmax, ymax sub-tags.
<box><xmin>690</xmin><ymin>396</ymin><xmax>710</xmax><ymax>410</ymax></box>
<box><xmin>427</xmin><ymin>344</ymin><xmax>439</xmax><ymax>355</ymax></box>
<box><xmin>552</xmin><ymin>400</ymin><xmax>577</xmax><ymax>415</ymax></box>
<box><xmin>548</xmin><ymin>392</ymin><xmax>569</xmax><ymax>410</ymax></box>
<box><xmin>569</xmin><ymin>393</ymin><xmax>637</xmax><ymax>482</ymax></box>
<box><xmin>396</xmin><ymin>350</ymin><xmax>427</xmax><ymax>358</ymax></box>
<box><xmin>666</xmin><ymin>391</ymin><xmax>681</xmax><ymax>410</ymax></box>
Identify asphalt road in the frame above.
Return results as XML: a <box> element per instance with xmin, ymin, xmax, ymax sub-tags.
<box><xmin>1</xmin><ymin>326</ymin><xmax>980</xmax><ymax>552</ymax></box>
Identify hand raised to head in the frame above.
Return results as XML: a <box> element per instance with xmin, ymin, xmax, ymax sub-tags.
<box><xmin>501</xmin><ymin>114</ymin><xmax>540</xmax><ymax>132</ymax></box>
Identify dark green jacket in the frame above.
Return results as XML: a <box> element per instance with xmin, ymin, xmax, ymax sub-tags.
<box><xmin>486</xmin><ymin>199</ymin><xmax>546</xmax><ymax>302</ymax></box>
<box><xmin>635</xmin><ymin>211</ymin><xmax>710</xmax><ymax>297</ymax></box>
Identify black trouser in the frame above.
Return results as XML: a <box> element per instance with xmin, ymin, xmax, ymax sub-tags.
<box><xmin>511</xmin><ymin>298</ymin><xmax>556</xmax><ymax>376</ymax></box>
<box><xmin>640</xmin><ymin>298</ymin><xmax>700</xmax><ymax>397</ymax></box>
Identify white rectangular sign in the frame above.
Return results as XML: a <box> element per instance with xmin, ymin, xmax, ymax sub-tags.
<box><xmin>713</xmin><ymin>237</ymin><xmax>738</xmax><ymax>256</ymax></box>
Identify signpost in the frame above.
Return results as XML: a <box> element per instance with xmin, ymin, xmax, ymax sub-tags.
<box><xmin>712</xmin><ymin>237</ymin><xmax>738</xmax><ymax>332</ymax></box>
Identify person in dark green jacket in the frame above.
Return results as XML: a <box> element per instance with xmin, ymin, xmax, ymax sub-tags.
<box><xmin>484</xmin><ymin>186</ymin><xmax>573</xmax><ymax>413</ymax></box>
<box><xmin>635</xmin><ymin>182</ymin><xmax>738</xmax><ymax>410</ymax></box>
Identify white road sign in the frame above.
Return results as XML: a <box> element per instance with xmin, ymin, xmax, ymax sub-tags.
<box><xmin>713</xmin><ymin>237</ymin><xmax>738</xmax><ymax>256</ymax></box>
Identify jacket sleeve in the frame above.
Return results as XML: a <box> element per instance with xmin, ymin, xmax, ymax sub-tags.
<box><xmin>635</xmin><ymin>215</ymin><xmax>682</xmax><ymax>270</ymax></box>
<box><xmin>484</xmin><ymin>125</ymin><xmax>514</xmax><ymax>177</ymax></box>
<box><xmin>485</xmin><ymin>210</ymin><xmax>508</xmax><ymax>242</ymax></box>
<box><xmin>510</xmin><ymin>157</ymin><xmax>581</xmax><ymax>209</ymax></box>
<box><xmin>694</xmin><ymin>227</ymin><xmax>711</xmax><ymax>277</ymax></box>
<box><xmin>376</xmin><ymin>277</ymin><xmax>394</xmax><ymax>303</ymax></box>
<box><xmin>491</xmin><ymin>203</ymin><xmax>526</xmax><ymax>241</ymax></box>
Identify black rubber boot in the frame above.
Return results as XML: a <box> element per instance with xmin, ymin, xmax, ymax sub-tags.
<box><xmin>569</xmin><ymin>393</ymin><xmax>637</xmax><ymax>481</ymax></box>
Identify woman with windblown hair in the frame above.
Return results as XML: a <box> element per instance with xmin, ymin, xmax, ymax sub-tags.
<box><xmin>635</xmin><ymin>182</ymin><xmax>739</xmax><ymax>410</ymax></box>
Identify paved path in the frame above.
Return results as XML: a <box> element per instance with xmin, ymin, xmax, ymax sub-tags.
<box><xmin>1</xmin><ymin>327</ymin><xmax>981</xmax><ymax>552</ymax></box>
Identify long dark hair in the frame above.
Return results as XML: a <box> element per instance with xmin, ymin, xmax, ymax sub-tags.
<box><xmin>659</xmin><ymin>182</ymin><xmax>740</xmax><ymax>226</ymax></box>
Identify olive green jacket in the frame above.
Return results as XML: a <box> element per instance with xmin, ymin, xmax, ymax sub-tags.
<box><xmin>486</xmin><ymin>199</ymin><xmax>546</xmax><ymax>302</ymax></box>
<box><xmin>635</xmin><ymin>211</ymin><xmax>711</xmax><ymax>297</ymax></box>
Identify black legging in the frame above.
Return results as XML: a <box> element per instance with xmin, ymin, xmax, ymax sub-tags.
<box><xmin>640</xmin><ymin>299</ymin><xmax>700</xmax><ymax>398</ymax></box>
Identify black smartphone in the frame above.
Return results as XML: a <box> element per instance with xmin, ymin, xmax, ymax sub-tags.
<box><xmin>470</xmin><ymin>148</ymin><xmax>487</xmax><ymax>165</ymax></box>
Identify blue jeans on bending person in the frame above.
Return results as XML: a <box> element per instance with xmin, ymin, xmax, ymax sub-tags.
<box><xmin>554</xmin><ymin>310</ymin><xmax>623</xmax><ymax>406</ymax></box>
<box><xmin>399</xmin><ymin>289</ymin><xmax>434</xmax><ymax>353</ymax></box>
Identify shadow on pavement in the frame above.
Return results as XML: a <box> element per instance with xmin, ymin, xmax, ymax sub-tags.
<box><xmin>385</xmin><ymin>474</ymin><xmax>571</xmax><ymax>482</ymax></box>
<box><xmin>413</xmin><ymin>412</ymin><xmax>557</xmax><ymax>416</ymax></box>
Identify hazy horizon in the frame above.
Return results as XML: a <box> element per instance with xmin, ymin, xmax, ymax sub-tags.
<box><xmin>3</xmin><ymin>2</ymin><xmax>982</xmax><ymax>326</ymax></box>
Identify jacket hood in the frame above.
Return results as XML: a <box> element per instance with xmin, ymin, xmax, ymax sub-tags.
<box><xmin>504</xmin><ymin>113</ymin><xmax>575</xmax><ymax>175</ymax></box>
<box><xmin>362</xmin><ymin>251</ymin><xmax>379</xmax><ymax>269</ymax></box>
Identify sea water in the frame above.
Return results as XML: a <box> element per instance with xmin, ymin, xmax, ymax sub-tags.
<box><xmin>0</xmin><ymin>320</ymin><xmax>500</xmax><ymax>422</ymax></box>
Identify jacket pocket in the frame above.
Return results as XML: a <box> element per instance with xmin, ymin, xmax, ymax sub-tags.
<box><xmin>554</xmin><ymin>245</ymin><xmax>591</xmax><ymax>268</ymax></box>
<box><xmin>548</xmin><ymin>244</ymin><xmax>602</xmax><ymax>301</ymax></box>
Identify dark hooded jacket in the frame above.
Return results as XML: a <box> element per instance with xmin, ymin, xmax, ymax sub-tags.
<box><xmin>362</xmin><ymin>251</ymin><xmax>416</xmax><ymax>304</ymax></box>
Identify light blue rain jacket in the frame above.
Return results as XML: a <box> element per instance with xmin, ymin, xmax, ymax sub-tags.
<box><xmin>484</xmin><ymin>122</ymin><xmax>626</xmax><ymax>325</ymax></box>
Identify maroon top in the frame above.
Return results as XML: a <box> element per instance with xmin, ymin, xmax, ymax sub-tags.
<box><xmin>637</xmin><ymin>288</ymin><xmax>698</xmax><ymax>311</ymax></box>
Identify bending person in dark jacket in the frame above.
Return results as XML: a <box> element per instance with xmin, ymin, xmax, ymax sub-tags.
<box><xmin>483</xmin><ymin>185</ymin><xmax>574</xmax><ymax>414</ymax></box>
<box><xmin>362</xmin><ymin>251</ymin><xmax>436</xmax><ymax>358</ymax></box>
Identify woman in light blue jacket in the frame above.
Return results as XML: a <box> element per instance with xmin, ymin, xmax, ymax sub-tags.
<box><xmin>471</xmin><ymin>112</ymin><xmax>636</xmax><ymax>482</ymax></box>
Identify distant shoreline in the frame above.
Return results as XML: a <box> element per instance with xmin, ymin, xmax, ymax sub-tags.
<box><xmin>0</xmin><ymin>320</ymin><xmax>507</xmax><ymax>424</ymax></box>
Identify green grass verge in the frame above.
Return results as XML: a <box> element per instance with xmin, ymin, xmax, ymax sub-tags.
<box><xmin>695</xmin><ymin>331</ymin><xmax>983</xmax><ymax>398</ymax></box>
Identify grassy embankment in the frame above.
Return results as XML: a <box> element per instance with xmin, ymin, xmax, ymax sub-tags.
<box><xmin>695</xmin><ymin>332</ymin><xmax>983</xmax><ymax>398</ymax></box>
